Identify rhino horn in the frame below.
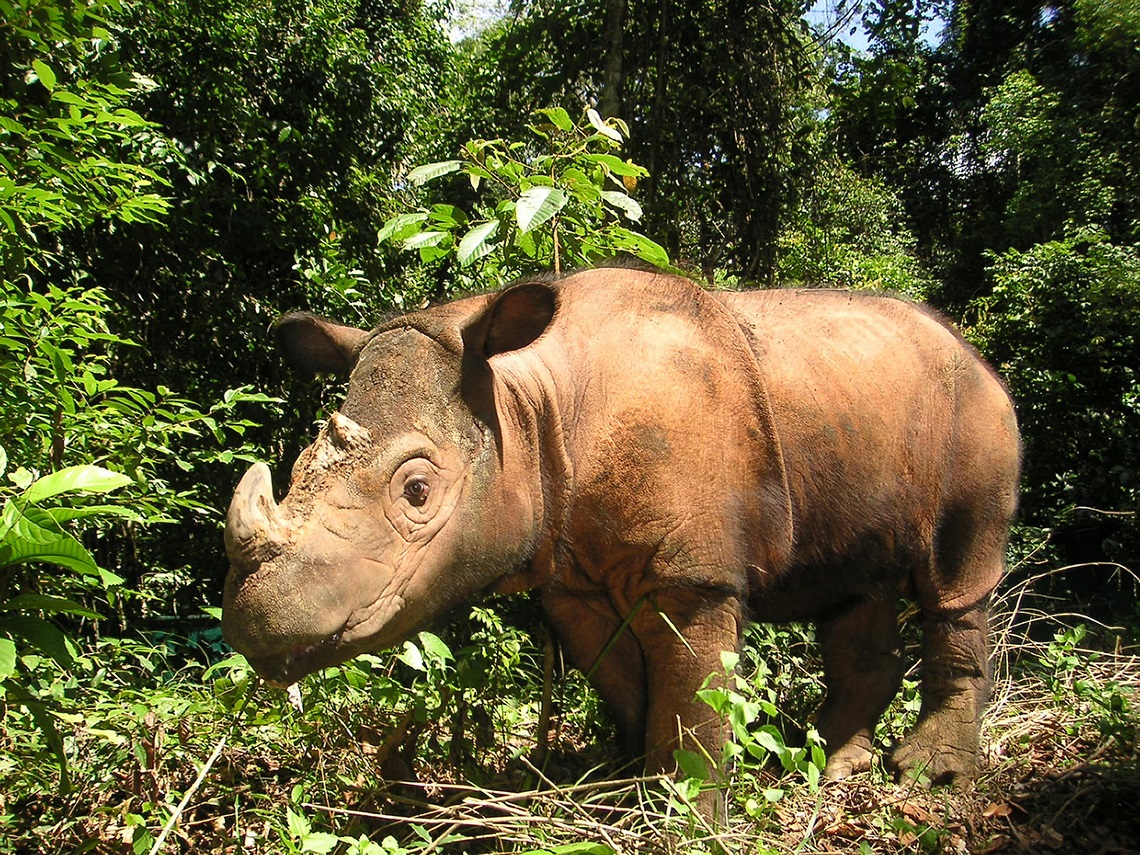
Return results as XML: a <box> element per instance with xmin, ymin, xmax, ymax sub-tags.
<box><xmin>225</xmin><ymin>462</ymin><xmax>285</xmax><ymax>568</ymax></box>
<box><xmin>328</xmin><ymin>412</ymin><xmax>371</xmax><ymax>450</ymax></box>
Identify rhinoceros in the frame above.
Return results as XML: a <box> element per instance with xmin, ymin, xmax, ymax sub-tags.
<box><xmin>222</xmin><ymin>266</ymin><xmax>1019</xmax><ymax>787</ymax></box>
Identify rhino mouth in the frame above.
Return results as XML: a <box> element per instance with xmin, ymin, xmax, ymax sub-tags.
<box><xmin>247</xmin><ymin>632</ymin><xmax>346</xmax><ymax>688</ymax></box>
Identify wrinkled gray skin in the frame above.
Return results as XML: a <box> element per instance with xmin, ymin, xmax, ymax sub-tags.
<box><xmin>223</xmin><ymin>267</ymin><xmax>1020</xmax><ymax>797</ymax></box>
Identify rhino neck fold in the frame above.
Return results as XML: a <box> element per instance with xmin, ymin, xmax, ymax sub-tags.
<box><xmin>486</xmin><ymin>345</ymin><xmax>574</xmax><ymax>594</ymax></box>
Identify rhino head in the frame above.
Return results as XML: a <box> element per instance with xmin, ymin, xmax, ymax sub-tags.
<box><xmin>221</xmin><ymin>284</ymin><xmax>557</xmax><ymax>685</ymax></box>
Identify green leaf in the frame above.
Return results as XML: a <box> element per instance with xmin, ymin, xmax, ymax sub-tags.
<box><xmin>417</xmin><ymin>631</ymin><xmax>453</xmax><ymax>665</ymax></box>
<box><xmin>51</xmin><ymin>91</ymin><xmax>87</xmax><ymax>107</ymax></box>
<box><xmin>32</xmin><ymin>60</ymin><xmax>56</xmax><ymax>91</ymax></box>
<box><xmin>301</xmin><ymin>832</ymin><xmax>340</xmax><ymax>854</ymax></box>
<box><xmin>1</xmin><ymin>595</ymin><xmax>101</xmax><ymax>619</ymax></box>
<box><xmin>0</xmin><ymin>504</ymin><xmax>101</xmax><ymax>576</ymax></box>
<box><xmin>456</xmin><ymin>220</ymin><xmax>499</xmax><ymax>267</ymax></box>
<box><xmin>45</xmin><ymin>504</ymin><xmax>144</xmax><ymax>524</ymax></box>
<box><xmin>20</xmin><ymin>465</ymin><xmax>131</xmax><ymax>506</ymax></box>
<box><xmin>516</xmin><ymin>844</ymin><xmax>616</xmax><ymax>855</ymax></box>
<box><xmin>377</xmin><ymin>211</ymin><xmax>428</xmax><ymax>243</ymax></box>
<box><xmin>403</xmin><ymin>230</ymin><xmax>447</xmax><ymax>249</ymax></box>
<box><xmin>429</xmin><ymin>204</ymin><xmax>467</xmax><ymax>228</ymax></box>
<box><xmin>286</xmin><ymin>807</ymin><xmax>311</xmax><ymax>841</ymax></box>
<box><xmin>398</xmin><ymin>640</ymin><xmax>425</xmax><ymax>671</ymax></box>
<box><xmin>613</xmin><ymin>231</ymin><xmax>670</xmax><ymax>268</ymax></box>
<box><xmin>405</xmin><ymin>160</ymin><xmax>462</xmax><ymax>186</ymax></box>
<box><xmin>582</xmin><ymin>154</ymin><xmax>646</xmax><ymax>177</ymax></box>
<box><xmin>2</xmin><ymin>614</ymin><xmax>74</xmax><ymax>667</ymax></box>
<box><xmin>0</xmin><ymin>637</ymin><xmax>15</xmax><ymax>680</ymax></box>
<box><xmin>516</xmin><ymin>186</ymin><xmax>568</xmax><ymax>233</ymax></box>
<box><xmin>673</xmin><ymin>748</ymin><xmax>710</xmax><ymax>781</ymax></box>
<box><xmin>535</xmin><ymin>107</ymin><xmax>574</xmax><ymax>133</ymax></box>
<box><xmin>0</xmin><ymin>116</ymin><xmax>27</xmax><ymax>135</ymax></box>
<box><xmin>601</xmin><ymin>190</ymin><xmax>643</xmax><ymax>222</ymax></box>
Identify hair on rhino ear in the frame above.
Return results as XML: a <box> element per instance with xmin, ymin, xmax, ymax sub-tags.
<box><xmin>480</xmin><ymin>282</ymin><xmax>557</xmax><ymax>358</ymax></box>
<box><xmin>273</xmin><ymin>312</ymin><xmax>370</xmax><ymax>375</ymax></box>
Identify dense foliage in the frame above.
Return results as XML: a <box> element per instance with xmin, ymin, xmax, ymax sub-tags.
<box><xmin>1</xmin><ymin>0</ymin><xmax>1137</xmax><ymax>850</ymax></box>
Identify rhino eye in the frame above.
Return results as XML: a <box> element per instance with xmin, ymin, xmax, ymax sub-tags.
<box><xmin>403</xmin><ymin>476</ymin><xmax>430</xmax><ymax>507</ymax></box>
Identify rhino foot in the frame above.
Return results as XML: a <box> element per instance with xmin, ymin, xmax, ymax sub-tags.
<box><xmin>889</xmin><ymin>717</ymin><xmax>978</xmax><ymax>788</ymax></box>
<box><xmin>822</xmin><ymin>740</ymin><xmax>874</xmax><ymax>780</ymax></box>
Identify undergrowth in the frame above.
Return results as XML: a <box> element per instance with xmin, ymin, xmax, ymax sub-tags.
<box><xmin>1</xmin><ymin>556</ymin><xmax>1137</xmax><ymax>854</ymax></box>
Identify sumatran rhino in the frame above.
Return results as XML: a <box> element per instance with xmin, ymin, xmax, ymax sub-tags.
<box><xmin>222</xmin><ymin>266</ymin><xmax>1020</xmax><ymax>788</ymax></box>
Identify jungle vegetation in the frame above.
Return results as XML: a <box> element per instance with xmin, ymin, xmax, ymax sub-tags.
<box><xmin>1</xmin><ymin>0</ymin><xmax>1137</xmax><ymax>850</ymax></box>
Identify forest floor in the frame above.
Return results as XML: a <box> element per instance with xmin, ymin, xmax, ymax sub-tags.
<box><xmin>4</xmin><ymin>565</ymin><xmax>1138</xmax><ymax>854</ymax></box>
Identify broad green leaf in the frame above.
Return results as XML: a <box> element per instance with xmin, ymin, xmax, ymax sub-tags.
<box><xmin>601</xmin><ymin>190</ymin><xmax>643</xmax><ymax>222</ymax></box>
<box><xmin>2</xmin><ymin>614</ymin><xmax>74</xmax><ymax>667</ymax></box>
<box><xmin>405</xmin><ymin>160</ymin><xmax>462</xmax><ymax>186</ymax></box>
<box><xmin>50</xmin><ymin>90</ymin><xmax>87</xmax><ymax>107</ymax></box>
<box><xmin>0</xmin><ymin>505</ymin><xmax>101</xmax><ymax>576</ymax></box>
<box><xmin>376</xmin><ymin>211</ymin><xmax>427</xmax><ymax>242</ymax></box>
<box><xmin>550</xmin><ymin>844</ymin><xmax>617</xmax><ymax>855</ymax></box>
<box><xmin>536</xmin><ymin>107</ymin><xmax>574</xmax><ymax>133</ymax></box>
<box><xmin>428</xmin><ymin>204</ymin><xmax>467</xmax><ymax>228</ymax></box>
<box><xmin>516</xmin><ymin>186</ymin><xmax>567</xmax><ymax>233</ymax></box>
<box><xmin>754</xmin><ymin>726</ymin><xmax>790</xmax><ymax>766</ymax></box>
<box><xmin>673</xmin><ymin>747</ymin><xmax>710</xmax><ymax>781</ymax></box>
<box><xmin>45</xmin><ymin>504</ymin><xmax>144</xmax><ymax>524</ymax></box>
<box><xmin>202</xmin><ymin>651</ymin><xmax>250</xmax><ymax>680</ymax></box>
<box><xmin>582</xmin><ymin>154</ymin><xmax>646</xmax><ymax>177</ymax></box>
<box><xmin>300</xmin><ymin>832</ymin><xmax>340</xmax><ymax>853</ymax></box>
<box><xmin>398</xmin><ymin>640</ymin><xmax>425</xmax><ymax>671</ymax></box>
<box><xmin>516</xmin><ymin>844</ymin><xmax>616</xmax><ymax>855</ymax></box>
<box><xmin>417</xmin><ymin>630</ymin><xmax>453</xmax><ymax>664</ymax></box>
<box><xmin>20</xmin><ymin>465</ymin><xmax>131</xmax><ymax>506</ymax></box>
<box><xmin>418</xmin><ymin>243</ymin><xmax>451</xmax><ymax>263</ymax></box>
<box><xmin>403</xmin><ymin>230</ymin><xmax>447</xmax><ymax>249</ymax></box>
<box><xmin>0</xmin><ymin>446</ymin><xmax>6</xmax><ymax>478</ymax></box>
<box><xmin>286</xmin><ymin>807</ymin><xmax>311</xmax><ymax>840</ymax></box>
<box><xmin>0</xmin><ymin>637</ymin><xmax>14</xmax><ymax>680</ymax></box>
<box><xmin>456</xmin><ymin>220</ymin><xmax>499</xmax><ymax>267</ymax></box>
<box><xmin>1</xmin><ymin>595</ymin><xmax>101</xmax><ymax>619</ymax></box>
<box><xmin>31</xmin><ymin>60</ymin><xmax>56</xmax><ymax>91</ymax></box>
<box><xmin>613</xmin><ymin>230</ymin><xmax>670</xmax><ymax>268</ymax></box>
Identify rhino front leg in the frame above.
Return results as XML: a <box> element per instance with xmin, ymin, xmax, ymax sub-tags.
<box><xmin>816</xmin><ymin>596</ymin><xmax>904</xmax><ymax>779</ymax></box>
<box><xmin>542</xmin><ymin>588</ymin><xmax>648</xmax><ymax>755</ymax></box>
<box><xmin>890</xmin><ymin>600</ymin><xmax>990</xmax><ymax>786</ymax></box>
<box><xmin>634</xmin><ymin>593</ymin><xmax>742</xmax><ymax>775</ymax></box>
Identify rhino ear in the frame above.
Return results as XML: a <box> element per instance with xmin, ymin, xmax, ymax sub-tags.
<box><xmin>274</xmin><ymin>312</ymin><xmax>370</xmax><ymax>375</ymax></box>
<box><xmin>479</xmin><ymin>282</ymin><xmax>557</xmax><ymax>358</ymax></box>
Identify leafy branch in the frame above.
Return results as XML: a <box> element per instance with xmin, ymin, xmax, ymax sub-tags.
<box><xmin>380</xmin><ymin>108</ymin><xmax>668</xmax><ymax>282</ymax></box>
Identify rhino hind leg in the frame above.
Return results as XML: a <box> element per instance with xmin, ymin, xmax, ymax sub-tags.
<box><xmin>816</xmin><ymin>596</ymin><xmax>904</xmax><ymax>779</ymax></box>
<box><xmin>890</xmin><ymin>600</ymin><xmax>989</xmax><ymax>786</ymax></box>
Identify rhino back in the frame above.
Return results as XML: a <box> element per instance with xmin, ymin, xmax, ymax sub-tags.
<box><xmin>716</xmin><ymin>288</ymin><xmax>1019</xmax><ymax>617</ymax></box>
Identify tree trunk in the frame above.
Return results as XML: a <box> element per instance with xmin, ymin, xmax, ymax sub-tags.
<box><xmin>599</xmin><ymin>0</ymin><xmax>627</xmax><ymax>120</ymax></box>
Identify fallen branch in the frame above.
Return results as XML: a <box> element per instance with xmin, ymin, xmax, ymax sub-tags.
<box><xmin>147</xmin><ymin>734</ymin><xmax>227</xmax><ymax>855</ymax></box>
